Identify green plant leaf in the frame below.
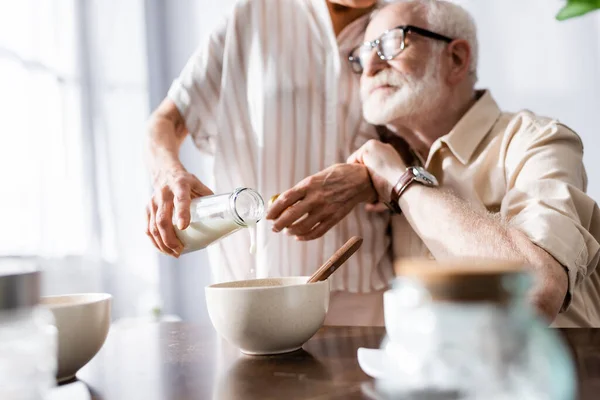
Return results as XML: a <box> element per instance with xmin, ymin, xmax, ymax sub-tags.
<box><xmin>152</xmin><ymin>306</ymin><xmax>162</xmax><ymax>320</ymax></box>
<box><xmin>556</xmin><ymin>0</ymin><xmax>600</xmax><ymax>21</ymax></box>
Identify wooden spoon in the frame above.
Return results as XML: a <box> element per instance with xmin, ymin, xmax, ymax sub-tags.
<box><xmin>307</xmin><ymin>236</ymin><xmax>363</xmax><ymax>283</ymax></box>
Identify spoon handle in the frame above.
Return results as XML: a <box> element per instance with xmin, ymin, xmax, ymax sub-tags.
<box><xmin>307</xmin><ymin>236</ymin><xmax>363</xmax><ymax>283</ymax></box>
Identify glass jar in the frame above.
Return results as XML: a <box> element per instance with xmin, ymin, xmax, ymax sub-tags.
<box><xmin>376</xmin><ymin>259</ymin><xmax>576</xmax><ymax>400</ymax></box>
<box><xmin>0</xmin><ymin>270</ymin><xmax>57</xmax><ymax>400</ymax></box>
<box><xmin>174</xmin><ymin>187</ymin><xmax>265</xmax><ymax>254</ymax></box>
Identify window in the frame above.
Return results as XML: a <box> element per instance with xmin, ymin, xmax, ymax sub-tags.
<box><xmin>0</xmin><ymin>0</ymin><xmax>90</xmax><ymax>256</ymax></box>
<box><xmin>0</xmin><ymin>0</ymin><xmax>160</xmax><ymax>317</ymax></box>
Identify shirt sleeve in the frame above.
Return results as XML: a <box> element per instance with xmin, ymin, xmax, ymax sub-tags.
<box><xmin>167</xmin><ymin>14</ymin><xmax>230</xmax><ymax>154</ymax></box>
<box><xmin>501</xmin><ymin>114</ymin><xmax>600</xmax><ymax>312</ymax></box>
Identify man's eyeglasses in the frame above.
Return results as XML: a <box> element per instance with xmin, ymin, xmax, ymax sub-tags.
<box><xmin>348</xmin><ymin>25</ymin><xmax>453</xmax><ymax>74</ymax></box>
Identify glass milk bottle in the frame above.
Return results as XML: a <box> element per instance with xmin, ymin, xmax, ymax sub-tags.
<box><xmin>174</xmin><ymin>187</ymin><xmax>265</xmax><ymax>254</ymax></box>
<box><xmin>377</xmin><ymin>259</ymin><xmax>576</xmax><ymax>400</ymax></box>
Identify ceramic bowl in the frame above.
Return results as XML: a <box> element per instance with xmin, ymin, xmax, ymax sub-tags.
<box><xmin>41</xmin><ymin>293</ymin><xmax>112</xmax><ymax>382</ymax></box>
<box><xmin>205</xmin><ymin>276</ymin><xmax>329</xmax><ymax>355</ymax></box>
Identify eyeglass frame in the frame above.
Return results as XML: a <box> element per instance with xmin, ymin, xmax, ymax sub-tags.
<box><xmin>348</xmin><ymin>25</ymin><xmax>454</xmax><ymax>73</ymax></box>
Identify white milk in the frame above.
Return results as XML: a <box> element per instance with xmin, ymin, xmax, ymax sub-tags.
<box><xmin>175</xmin><ymin>218</ymin><xmax>241</xmax><ymax>254</ymax></box>
<box><xmin>247</xmin><ymin>222</ymin><xmax>257</xmax><ymax>255</ymax></box>
<box><xmin>175</xmin><ymin>219</ymin><xmax>260</xmax><ymax>257</ymax></box>
<box><xmin>247</xmin><ymin>222</ymin><xmax>257</xmax><ymax>279</ymax></box>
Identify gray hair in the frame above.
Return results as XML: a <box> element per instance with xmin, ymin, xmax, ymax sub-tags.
<box><xmin>379</xmin><ymin>0</ymin><xmax>479</xmax><ymax>81</ymax></box>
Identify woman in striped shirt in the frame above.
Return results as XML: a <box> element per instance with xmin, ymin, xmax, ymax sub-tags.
<box><xmin>145</xmin><ymin>0</ymin><xmax>392</xmax><ymax>326</ymax></box>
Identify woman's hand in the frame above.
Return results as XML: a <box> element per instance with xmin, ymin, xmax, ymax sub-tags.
<box><xmin>266</xmin><ymin>163</ymin><xmax>376</xmax><ymax>240</ymax></box>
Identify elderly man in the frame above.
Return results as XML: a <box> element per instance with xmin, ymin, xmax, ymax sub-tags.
<box><xmin>270</xmin><ymin>0</ymin><xmax>600</xmax><ymax>326</ymax></box>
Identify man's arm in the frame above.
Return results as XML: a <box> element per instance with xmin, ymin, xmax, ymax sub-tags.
<box><xmin>399</xmin><ymin>184</ymin><xmax>568</xmax><ymax>322</ymax></box>
<box><xmin>348</xmin><ymin>139</ymin><xmax>569</xmax><ymax>323</ymax></box>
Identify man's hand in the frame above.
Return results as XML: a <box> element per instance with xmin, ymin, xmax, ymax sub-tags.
<box><xmin>347</xmin><ymin>140</ymin><xmax>407</xmax><ymax>203</ymax></box>
<box><xmin>266</xmin><ymin>163</ymin><xmax>376</xmax><ymax>241</ymax></box>
<box><xmin>146</xmin><ymin>168</ymin><xmax>213</xmax><ymax>257</ymax></box>
<box><xmin>506</xmin><ymin>229</ymin><xmax>569</xmax><ymax>323</ymax></box>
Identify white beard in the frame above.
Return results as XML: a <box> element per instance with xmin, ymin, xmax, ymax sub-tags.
<box><xmin>361</xmin><ymin>60</ymin><xmax>444</xmax><ymax>125</ymax></box>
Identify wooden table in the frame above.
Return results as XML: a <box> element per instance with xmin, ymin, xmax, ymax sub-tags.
<box><xmin>68</xmin><ymin>322</ymin><xmax>600</xmax><ymax>399</ymax></box>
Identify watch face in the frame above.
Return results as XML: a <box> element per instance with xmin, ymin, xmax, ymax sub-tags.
<box><xmin>411</xmin><ymin>167</ymin><xmax>439</xmax><ymax>187</ymax></box>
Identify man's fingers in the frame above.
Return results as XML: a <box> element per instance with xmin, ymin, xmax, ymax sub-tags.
<box><xmin>271</xmin><ymin>199</ymin><xmax>314</xmax><ymax>232</ymax></box>
<box><xmin>266</xmin><ymin>187</ymin><xmax>306</xmax><ymax>220</ymax></box>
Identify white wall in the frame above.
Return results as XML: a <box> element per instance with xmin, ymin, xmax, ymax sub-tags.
<box><xmin>461</xmin><ymin>0</ymin><xmax>600</xmax><ymax>200</ymax></box>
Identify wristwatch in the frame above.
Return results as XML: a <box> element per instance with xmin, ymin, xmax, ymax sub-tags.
<box><xmin>385</xmin><ymin>166</ymin><xmax>438</xmax><ymax>214</ymax></box>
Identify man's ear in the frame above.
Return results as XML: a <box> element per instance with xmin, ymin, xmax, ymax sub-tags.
<box><xmin>445</xmin><ymin>39</ymin><xmax>471</xmax><ymax>85</ymax></box>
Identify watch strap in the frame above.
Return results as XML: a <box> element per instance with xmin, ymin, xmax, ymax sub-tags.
<box><xmin>389</xmin><ymin>169</ymin><xmax>415</xmax><ymax>213</ymax></box>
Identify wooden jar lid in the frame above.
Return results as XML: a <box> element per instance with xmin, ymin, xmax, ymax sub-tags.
<box><xmin>394</xmin><ymin>258</ymin><xmax>526</xmax><ymax>303</ymax></box>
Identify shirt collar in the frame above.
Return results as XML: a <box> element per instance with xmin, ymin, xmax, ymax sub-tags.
<box><xmin>440</xmin><ymin>90</ymin><xmax>502</xmax><ymax>165</ymax></box>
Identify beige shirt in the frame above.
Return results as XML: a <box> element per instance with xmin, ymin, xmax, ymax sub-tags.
<box><xmin>168</xmin><ymin>0</ymin><xmax>394</xmax><ymax>292</ymax></box>
<box><xmin>392</xmin><ymin>90</ymin><xmax>600</xmax><ymax>327</ymax></box>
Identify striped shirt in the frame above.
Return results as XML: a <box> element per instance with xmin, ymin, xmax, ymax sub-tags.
<box><xmin>168</xmin><ymin>0</ymin><xmax>393</xmax><ymax>293</ymax></box>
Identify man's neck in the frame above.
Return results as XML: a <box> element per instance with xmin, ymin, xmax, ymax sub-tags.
<box><xmin>326</xmin><ymin>1</ymin><xmax>374</xmax><ymax>37</ymax></box>
<box><xmin>386</xmin><ymin>91</ymin><xmax>478</xmax><ymax>161</ymax></box>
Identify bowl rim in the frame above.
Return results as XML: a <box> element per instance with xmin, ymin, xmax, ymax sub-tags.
<box><xmin>40</xmin><ymin>292</ymin><xmax>112</xmax><ymax>309</ymax></box>
<box><xmin>205</xmin><ymin>276</ymin><xmax>328</xmax><ymax>291</ymax></box>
